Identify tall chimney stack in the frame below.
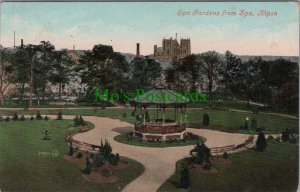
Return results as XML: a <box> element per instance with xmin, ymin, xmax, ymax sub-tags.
<box><xmin>136</xmin><ymin>43</ymin><xmax>140</xmax><ymax>57</ymax></box>
<box><xmin>21</xmin><ymin>39</ymin><xmax>23</xmax><ymax>48</ymax></box>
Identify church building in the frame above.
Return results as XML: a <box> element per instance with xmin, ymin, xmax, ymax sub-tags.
<box><xmin>154</xmin><ymin>35</ymin><xmax>191</xmax><ymax>62</ymax></box>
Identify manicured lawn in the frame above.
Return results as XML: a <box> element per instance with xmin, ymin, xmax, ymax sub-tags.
<box><xmin>1</xmin><ymin>108</ymin><xmax>297</xmax><ymax>134</ymax></box>
<box><xmin>0</xmin><ymin>120</ymin><xmax>144</xmax><ymax>191</ymax></box>
<box><xmin>158</xmin><ymin>141</ymin><xmax>299</xmax><ymax>191</ymax></box>
<box><xmin>114</xmin><ymin>133</ymin><xmax>206</xmax><ymax>148</ymax></box>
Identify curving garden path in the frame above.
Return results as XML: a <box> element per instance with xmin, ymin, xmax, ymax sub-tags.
<box><xmin>62</xmin><ymin>115</ymin><xmax>254</xmax><ymax>192</ymax></box>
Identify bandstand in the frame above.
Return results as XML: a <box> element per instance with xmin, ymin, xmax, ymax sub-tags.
<box><xmin>131</xmin><ymin>88</ymin><xmax>190</xmax><ymax>141</ymax></box>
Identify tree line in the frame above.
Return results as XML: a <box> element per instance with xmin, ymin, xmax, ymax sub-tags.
<box><xmin>0</xmin><ymin>42</ymin><xmax>298</xmax><ymax>113</ymax></box>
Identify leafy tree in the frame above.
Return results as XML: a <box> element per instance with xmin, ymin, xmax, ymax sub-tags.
<box><xmin>49</xmin><ymin>49</ymin><xmax>75</xmax><ymax>100</ymax></box>
<box><xmin>217</xmin><ymin>51</ymin><xmax>241</xmax><ymax>102</ymax></box>
<box><xmin>180</xmin><ymin>54</ymin><xmax>201</xmax><ymax>91</ymax></box>
<box><xmin>230</xmin><ymin>59</ymin><xmax>260</xmax><ymax>106</ymax></box>
<box><xmin>0</xmin><ymin>49</ymin><xmax>14</xmax><ymax>105</ymax></box>
<box><xmin>256</xmin><ymin>132</ymin><xmax>267</xmax><ymax>151</ymax></box>
<box><xmin>198</xmin><ymin>51</ymin><xmax>221</xmax><ymax>103</ymax></box>
<box><xmin>130</xmin><ymin>57</ymin><xmax>162</xmax><ymax>90</ymax></box>
<box><xmin>77</xmin><ymin>44</ymin><xmax>129</xmax><ymax>103</ymax></box>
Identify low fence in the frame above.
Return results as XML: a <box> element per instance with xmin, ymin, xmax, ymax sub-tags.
<box><xmin>210</xmin><ymin>135</ymin><xmax>254</xmax><ymax>155</ymax></box>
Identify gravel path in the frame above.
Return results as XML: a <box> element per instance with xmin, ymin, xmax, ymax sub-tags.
<box><xmin>70</xmin><ymin>116</ymin><xmax>252</xmax><ymax>192</ymax></box>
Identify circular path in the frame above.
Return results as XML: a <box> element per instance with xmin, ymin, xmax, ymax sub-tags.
<box><xmin>67</xmin><ymin>116</ymin><xmax>254</xmax><ymax>192</ymax></box>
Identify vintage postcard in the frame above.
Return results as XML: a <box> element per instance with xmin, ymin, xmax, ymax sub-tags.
<box><xmin>0</xmin><ymin>1</ymin><xmax>299</xmax><ymax>192</ymax></box>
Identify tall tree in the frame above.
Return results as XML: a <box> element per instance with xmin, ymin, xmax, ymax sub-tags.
<box><xmin>77</xmin><ymin>44</ymin><xmax>129</xmax><ymax>102</ymax></box>
<box><xmin>218</xmin><ymin>51</ymin><xmax>241</xmax><ymax>102</ymax></box>
<box><xmin>198</xmin><ymin>51</ymin><xmax>221</xmax><ymax>103</ymax></box>
<box><xmin>130</xmin><ymin>57</ymin><xmax>162</xmax><ymax>90</ymax></box>
<box><xmin>0</xmin><ymin>49</ymin><xmax>14</xmax><ymax>105</ymax></box>
<box><xmin>181</xmin><ymin>54</ymin><xmax>201</xmax><ymax>91</ymax></box>
<box><xmin>50</xmin><ymin>49</ymin><xmax>75</xmax><ymax>100</ymax></box>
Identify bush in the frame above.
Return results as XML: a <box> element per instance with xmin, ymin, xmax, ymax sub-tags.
<box><xmin>131</xmin><ymin>110</ymin><xmax>136</xmax><ymax>117</ymax></box>
<box><xmin>73</xmin><ymin>115</ymin><xmax>85</xmax><ymax>126</ymax></box>
<box><xmin>122</xmin><ymin>112</ymin><xmax>127</xmax><ymax>118</ymax></box>
<box><xmin>251</xmin><ymin>118</ymin><xmax>257</xmax><ymax>129</ymax></box>
<box><xmin>145</xmin><ymin>111</ymin><xmax>150</xmax><ymax>122</ymax></box>
<box><xmin>20</xmin><ymin>115</ymin><xmax>25</xmax><ymax>121</ymax></box>
<box><xmin>36</xmin><ymin>111</ymin><xmax>42</xmax><ymax>120</ymax></box>
<box><xmin>256</xmin><ymin>132</ymin><xmax>267</xmax><ymax>152</ymax></box>
<box><xmin>115</xmin><ymin>153</ymin><xmax>120</xmax><ymax>162</ymax></box>
<box><xmin>102</xmin><ymin>169</ymin><xmax>111</xmax><ymax>177</ymax></box>
<box><xmin>5</xmin><ymin>116</ymin><xmax>10</xmax><ymax>121</ymax></box>
<box><xmin>82</xmin><ymin>157</ymin><xmax>92</xmax><ymax>174</ymax></box>
<box><xmin>244</xmin><ymin>120</ymin><xmax>248</xmax><ymax>129</ymax></box>
<box><xmin>89</xmin><ymin>153</ymin><xmax>95</xmax><ymax>159</ymax></box>
<box><xmin>179</xmin><ymin>168</ymin><xmax>190</xmax><ymax>189</ymax></box>
<box><xmin>93</xmin><ymin>153</ymin><xmax>104</xmax><ymax>167</ymax></box>
<box><xmin>44</xmin><ymin>116</ymin><xmax>49</xmax><ymax>121</ymax></box>
<box><xmin>202</xmin><ymin>113</ymin><xmax>209</xmax><ymax>126</ymax></box>
<box><xmin>222</xmin><ymin>152</ymin><xmax>229</xmax><ymax>159</ymax></box>
<box><xmin>57</xmin><ymin>111</ymin><xmax>63</xmax><ymax>120</ymax></box>
<box><xmin>76</xmin><ymin>152</ymin><xmax>83</xmax><ymax>158</ymax></box>
<box><xmin>0</xmin><ymin>115</ymin><xmax>3</xmax><ymax>121</ymax></box>
<box><xmin>12</xmin><ymin>113</ymin><xmax>19</xmax><ymax>121</ymax></box>
<box><xmin>42</xmin><ymin>129</ymin><xmax>51</xmax><ymax>140</ymax></box>
<box><xmin>69</xmin><ymin>145</ymin><xmax>74</xmax><ymax>156</ymax></box>
<box><xmin>267</xmin><ymin>135</ymin><xmax>274</xmax><ymax>141</ymax></box>
<box><xmin>30</xmin><ymin>116</ymin><xmax>34</xmax><ymax>120</ymax></box>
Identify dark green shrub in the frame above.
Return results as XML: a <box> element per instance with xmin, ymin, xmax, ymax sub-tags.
<box><xmin>20</xmin><ymin>115</ymin><xmax>25</xmax><ymax>121</ymax></box>
<box><xmin>256</xmin><ymin>132</ymin><xmax>267</xmax><ymax>152</ymax></box>
<box><xmin>244</xmin><ymin>120</ymin><xmax>248</xmax><ymax>129</ymax></box>
<box><xmin>82</xmin><ymin>157</ymin><xmax>92</xmax><ymax>174</ymax></box>
<box><xmin>179</xmin><ymin>168</ymin><xmax>190</xmax><ymax>189</ymax></box>
<box><xmin>69</xmin><ymin>144</ymin><xmax>74</xmax><ymax>156</ymax></box>
<box><xmin>89</xmin><ymin>153</ymin><xmax>95</xmax><ymax>159</ymax></box>
<box><xmin>57</xmin><ymin>111</ymin><xmax>63</xmax><ymax>120</ymax></box>
<box><xmin>36</xmin><ymin>111</ymin><xmax>42</xmax><ymax>120</ymax></box>
<box><xmin>115</xmin><ymin>153</ymin><xmax>120</xmax><ymax>162</ymax></box>
<box><xmin>202</xmin><ymin>113</ymin><xmax>209</xmax><ymax>126</ymax></box>
<box><xmin>5</xmin><ymin>116</ymin><xmax>10</xmax><ymax>121</ymax></box>
<box><xmin>93</xmin><ymin>153</ymin><xmax>104</xmax><ymax>167</ymax></box>
<box><xmin>190</xmin><ymin>142</ymin><xmax>211</xmax><ymax>164</ymax></box>
<box><xmin>131</xmin><ymin>110</ymin><xmax>136</xmax><ymax>117</ymax></box>
<box><xmin>101</xmin><ymin>169</ymin><xmax>111</xmax><ymax>177</ymax></box>
<box><xmin>100</xmin><ymin>139</ymin><xmax>112</xmax><ymax>160</ymax></box>
<box><xmin>145</xmin><ymin>111</ymin><xmax>150</xmax><ymax>122</ymax></box>
<box><xmin>109</xmin><ymin>154</ymin><xmax>118</xmax><ymax>166</ymax></box>
<box><xmin>251</xmin><ymin>118</ymin><xmax>257</xmax><ymax>129</ymax></box>
<box><xmin>42</xmin><ymin>129</ymin><xmax>51</xmax><ymax>140</ymax></box>
<box><xmin>267</xmin><ymin>135</ymin><xmax>274</xmax><ymax>141</ymax></box>
<box><xmin>30</xmin><ymin>116</ymin><xmax>34</xmax><ymax>120</ymax></box>
<box><xmin>73</xmin><ymin>115</ymin><xmax>85</xmax><ymax>126</ymax></box>
<box><xmin>222</xmin><ymin>152</ymin><xmax>229</xmax><ymax>159</ymax></box>
<box><xmin>12</xmin><ymin>112</ymin><xmax>19</xmax><ymax>121</ymax></box>
<box><xmin>44</xmin><ymin>116</ymin><xmax>49</xmax><ymax>121</ymax></box>
<box><xmin>76</xmin><ymin>152</ymin><xmax>83</xmax><ymax>158</ymax></box>
<box><xmin>122</xmin><ymin>112</ymin><xmax>127</xmax><ymax>118</ymax></box>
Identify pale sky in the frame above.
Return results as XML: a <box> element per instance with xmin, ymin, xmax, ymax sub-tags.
<box><xmin>1</xmin><ymin>2</ymin><xmax>299</xmax><ymax>56</ymax></box>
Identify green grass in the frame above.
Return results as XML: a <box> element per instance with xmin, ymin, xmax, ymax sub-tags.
<box><xmin>114</xmin><ymin>133</ymin><xmax>206</xmax><ymax>148</ymax></box>
<box><xmin>1</xmin><ymin>108</ymin><xmax>297</xmax><ymax>134</ymax></box>
<box><xmin>158</xmin><ymin>141</ymin><xmax>299</xmax><ymax>191</ymax></box>
<box><xmin>0</xmin><ymin>120</ymin><xmax>144</xmax><ymax>191</ymax></box>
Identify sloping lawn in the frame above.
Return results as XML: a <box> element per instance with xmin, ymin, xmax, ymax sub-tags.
<box><xmin>0</xmin><ymin>120</ymin><xmax>144</xmax><ymax>191</ymax></box>
<box><xmin>1</xmin><ymin>108</ymin><xmax>297</xmax><ymax>134</ymax></box>
<box><xmin>158</xmin><ymin>142</ymin><xmax>299</xmax><ymax>191</ymax></box>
